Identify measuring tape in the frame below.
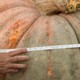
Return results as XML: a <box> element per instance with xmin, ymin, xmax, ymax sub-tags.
<box><xmin>0</xmin><ymin>44</ymin><xmax>80</xmax><ymax>53</ymax></box>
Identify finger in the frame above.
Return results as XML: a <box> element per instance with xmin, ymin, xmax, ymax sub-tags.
<box><xmin>8</xmin><ymin>48</ymin><xmax>27</xmax><ymax>56</ymax></box>
<box><xmin>10</xmin><ymin>56</ymin><xmax>29</xmax><ymax>62</ymax></box>
<box><xmin>9</xmin><ymin>64</ymin><xmax>27</xmax><ymax>69</ymax></box>
<box><xmin>7</xmin><ymin>69</ymin><xmax>19</xmax><ymax>73</ymax></box>
<box><xmin>0</xmin><ymin>69</ymin><xmax>18</xmax><ymax>74</ymax></box>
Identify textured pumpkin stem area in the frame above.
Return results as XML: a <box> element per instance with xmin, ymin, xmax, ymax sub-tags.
<box><xmin>33</xmin><ymin>0</ymin><xmax>67</xmax><ymax>15</ymax></box>
<box><xmin>34</xmin><ymin>0</ymin><xmax>80</xmax><ymax>15</ymax></box>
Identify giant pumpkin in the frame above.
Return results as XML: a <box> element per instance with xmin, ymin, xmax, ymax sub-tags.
<box><xmin>0</xmin><ymin>0</ymin><xmax>80</xmax><ymax>80</ymax></box>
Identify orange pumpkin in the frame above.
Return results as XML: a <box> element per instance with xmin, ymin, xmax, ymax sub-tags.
<box><xmin>0</xmin><ymin>0</ymin><xmax>80</xmax><ymax>80</ymax></box>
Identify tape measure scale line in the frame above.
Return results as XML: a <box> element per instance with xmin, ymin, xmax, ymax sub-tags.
<box><xmin>27</xmin><ymin>44</ymin><xmax>80</xmax><ymax>51</ymax></box>
<box><xmin>0</xmin><ymin>44</ymin><xmax>80</xmax><ymax>53</ymax></box>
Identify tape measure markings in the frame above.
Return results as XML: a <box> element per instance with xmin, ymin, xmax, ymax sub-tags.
<box><xmin>0</xmin><ymin>44</ymin><xmax>80</xmax><ymax>53</ymax></box>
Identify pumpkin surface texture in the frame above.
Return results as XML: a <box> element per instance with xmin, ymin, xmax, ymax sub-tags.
<box><xmin>0</xmin><ymin>0</ymin><xmax>80</xmax><ymax>80</ymax></box>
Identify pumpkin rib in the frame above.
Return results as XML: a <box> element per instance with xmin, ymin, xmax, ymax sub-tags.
<box><xmin>16</xmin><ymin>16</ymin><xmax>41</xmax><ymax>48</ymax></box>
<box><xmin>61</xmin><ymin>13</ymin><xmax>80</xmax><ymax>43</ymax></box>
<box><xmin>49</xmin><ymin>15</ymin><xmax>79</xmax><ymax>44</ymax></box>
<box><xmin>0</xmin><ymin>7</ymin><xmax>38</xmax><ymax>31</ymax></box>
<box><xmin>11</xmin><ymin>16</ymin><xmax>40</xmax><ymax>48</ymax></box>
<box><xmin>20</xmin><ymin>0</ymin><xmax>37</xmax><ymax>8</ymax></box>
<box><xmin>0</xmin><ymin>8</ymin><xmax>40</xmax><ymax>48</ymax></box>
<box><xmin>16</xmin><ymin>16</ymin><xmax>49</xmax><ymax>47</ymax></box>
<box><xmin>0</xmin><ymin>0</ymin><xmax>36</xmax><ymax>13</ymax></box>
<box><xmin>0</xmin><ymin>7</ymin><xmax>29</xmax><ymax>30</ymax></box>
<box><xmin>0</xmin><ymin>0</ymin><xmax>26</xmax><ymax>13</ymax></box>
<box><xmin>59</xmin><ymin>14</ymin><xmax>79</xmax><ymax>43</ymax></box>
<box><xmin>17</xmin><ymin>15</ymin><xmax>78</xmax><ymax>48</ymax></box>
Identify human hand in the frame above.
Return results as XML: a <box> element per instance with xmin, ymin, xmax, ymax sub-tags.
<box><xmin>0</xmin><ymin>49</ymin><xmax>29</xmax><ymax>74</ymax></box>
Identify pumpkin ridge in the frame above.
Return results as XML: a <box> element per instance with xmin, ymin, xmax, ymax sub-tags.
<box><xmin>61</xmin><ymin>13</ymin><xmax>80</xmax><ymax>43</ymax></box>
<box><xmin>59</xmin><ymin>14</ymin><xmax>79</xmax><ymax>43</ymax></box>
<box><xmin>0</xmin><ymin>0</ymin><xmax>26</xmax><ymax>13</ymax></box>
<box><xmin>0</xmin><ymin>7</ymin><xmax>29</xmax><ymax>31</ymax></box>
<box><xmin>16</xmin><ymin>16</ymin><xmax>40</xmax><ymax>48</ymax></box>
<box><xmin>16</xmin><ymin>16</ymin><xmax>55</xmax><ymax>48</ymax></box>
<box><xmin>8</xmin><ymin>16</ymin><xmax>40</xmax><ymax>48</ymax></box>
<box><xmin>0</xmin><ymin>0</ymin><xmax>36</xmax><ymax>13</ymax></box>
<box><xmin>0</xmin><ymin>8</ymin><xmax>40</xmax><ymax>48</ymax></box>
<box><xmin>8</xmin><ymin>19</ymin><xmax>28</xmax><ymax>48</ymax></box>
<box><xmin>0</xmin><ymin>7</ymin><xmax>38</xmax><ymax>31</ymax></box>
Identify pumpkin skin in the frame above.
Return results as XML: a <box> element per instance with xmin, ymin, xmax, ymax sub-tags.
<box><xmin>0</xmin><ymin>0</ymin><xmax>80</xmax><ymax>80</ymax></box>
<box><xmin>7</xmin><ymin>14</ymin><xmax>80</xmax><ymax>80</ymax></box>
